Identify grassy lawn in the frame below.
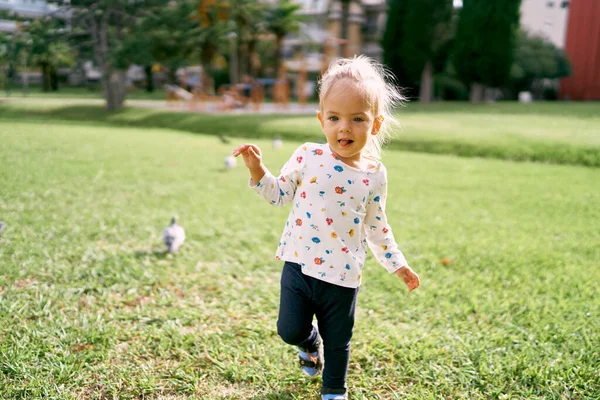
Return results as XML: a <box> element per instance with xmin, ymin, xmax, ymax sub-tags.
<box><xmin>1</xmin><ymin>99</ymin><xmax>599</xmax><ymax>167</ymax></box>
<box><xmin>1</xmin><ymin>119</ymin><xmax>599</xmax><ymax>399</ymax></box>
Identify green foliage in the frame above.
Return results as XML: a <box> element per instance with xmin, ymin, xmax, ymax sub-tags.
<box><xmin>22</xmin><ymin>18</ymin><xmax>75</xmax><ymax>91</ymax></box>
<box><xmin>117</xmin><ymin>1</ymin><xmax>201</xmax><ymax>70</ymax></box>
<box><xmin>509</xmin><ymin>30</ymin><xmax>572</xmax><ymax>95</ymax></box>
<box><xmin>265</xmin><ymin>0</ymin><xmax>304</xmax><ymax>75</ymax></box>
<box><xmin>453</xmin><ymin>0</ymin><xmax>522</xmax><ymax>88</ymax></box>
<box><xmin>434</xmin><ymin>73</ymin><xmax>469</xmax><ymax>100</ymax></box>
<box><xmin>382</xmin><ymin>0</ymin><xmax>412</xmax><ymax>87</ymax></box>
<box><xmin>264</xmin><ymin>0</ymin><xmax>303</xmax><ymax>38</ymax></box>
<box><xmin>399</xmin><ymin>0</ymin><xmax>453</xmax><ymax>83</ymax></box>
<box><xmin>383</xmin><ymin>0</ymin><xmax>453</xmax><ymax>94</ymax></box>
<box><xmin>0</xmin><ymin>119</ymin><xmax>599</xmax><ymax>398</ymax></box>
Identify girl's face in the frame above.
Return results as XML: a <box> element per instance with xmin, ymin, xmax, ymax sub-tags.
<box><xmin>317</xmin><ymin>80</ymin><xmax>382</xmax><ymax>168</ymax></box>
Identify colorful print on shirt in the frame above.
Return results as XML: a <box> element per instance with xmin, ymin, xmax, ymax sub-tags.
<box><xmin>250</xmin><ymin>142</ymin><xmax>408</xmax><ymax>288</ymax></box>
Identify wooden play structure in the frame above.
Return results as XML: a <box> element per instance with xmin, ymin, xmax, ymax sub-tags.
<box><xmin>165</xmin><ymin>75</ymin><xmax>265</xmax><ymax>113</ymax></box>
<box><xmin>273</xmin><ymin>64</ymin><xmax>290</xmax><ymax>110</ymax></box>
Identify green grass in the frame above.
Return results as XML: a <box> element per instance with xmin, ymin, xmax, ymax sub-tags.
<box><xmin>1</xmin><ymin>119</ymin><xmax>599</xmax><ymax>399</ymax></box>
<box><xmin>1</xmin><ymin>99</ymin><xmax>599</xmax><ymax>167</ymax></box>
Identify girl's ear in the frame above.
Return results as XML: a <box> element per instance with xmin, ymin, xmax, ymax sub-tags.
<box><xmin>372</xmin><ymin>115</ymin><xmax>384</xmax><ymax>135</ymax></box>
<box><xmin>317</xmin><ymin>112</ymin><xmax>325</xmax><ymax>129</ymax></box>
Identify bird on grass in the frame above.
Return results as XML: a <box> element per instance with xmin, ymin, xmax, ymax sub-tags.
<box><xmin>0</xmin><ymin>222</ymin><xmax>5</xmax><ymax>237</ymax></box>
<box><xmin>219</xmin><ymin>135</ymin><xmax>231</xmax><ymax>144</ymax></box>
<box><xmin>163</xmin><ymin>216</ymin><xmax>185</xmax><ymax>252</ymax></box>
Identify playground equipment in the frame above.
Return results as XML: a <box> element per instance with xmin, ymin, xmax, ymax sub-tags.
<box><xmin>273</xmin><ymin>64</ymin><xmax>290</xmax><ymax>110</ymax></box>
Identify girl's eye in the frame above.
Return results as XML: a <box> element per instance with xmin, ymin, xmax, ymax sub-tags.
<box><xmin>353</xmin><ymin>117</ymin><xmax>364</xmax><ymax>122</ymax></box>
<box><xmin>328</xmin><ymin>116</ymin><xmax>339</xmax><ymax>121</ymax></box>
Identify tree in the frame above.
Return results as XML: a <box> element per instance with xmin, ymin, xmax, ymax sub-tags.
<box><xmin>25</xmin><ymin>18</ymin><xmax>75</xmax><ymax>92</ymax></box>
<box><xmin>193</xmin><ymin>0</ymin><xmax>232</xmax><ymax>88</ymax></box>
<box><xmin>119</xmin><ymin>1</ymin><xmax>201</xmax><ymax>90</ymax></box>
<box><xmin>0</xmin><ymin>28</ymin><xmax>29</xmax><ymax>94</ymax></box>
<box><xmin>400</xmin><ymin>0</ymin><xmax>453</xmax><ymax>102</ymax></box>
<box><xmin>509</xmin><ymin>30</ymin><xmax>571</xmax><ymax>99</ymax></box>
<box><xmin>452</xmin><ymin>0</ymin><xmax>522</xmax><ymax>103</ymax></box>
<box><xmin>229</xmin><ymin>0</ymin><xmax>267</xmax><ymax>79</ymax></box>
<box><xmin>67</xmin><ymin>0</ymin><xmax>172</xmax><ymax>111</ymax></box>
<box><xmin>265</xmin><ymin>0</ymin><xmax>303</xmax><ymax>77</ymax></box>
<box><xmin>382</xmin><ymin>0</ymin><xmax>413</xmax><ymax>94</ymax></box>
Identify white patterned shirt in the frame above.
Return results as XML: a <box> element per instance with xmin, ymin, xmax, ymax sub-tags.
<box><xmin>250</xmin><ymin>142</ymin><xmax>408</xmax><ymax>288</ymax></box>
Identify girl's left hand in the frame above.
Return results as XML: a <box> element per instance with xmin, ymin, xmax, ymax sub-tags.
<box><xmin>394</xmin><ymin>266</ymin><xmax>420</xmax><ymax>292</ymax></box>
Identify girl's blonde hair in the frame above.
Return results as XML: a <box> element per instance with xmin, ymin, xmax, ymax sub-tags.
<box><xmin>318</xmin><ymin>55</ymin><xmax>405</xmax><ymax>160</ymax></box>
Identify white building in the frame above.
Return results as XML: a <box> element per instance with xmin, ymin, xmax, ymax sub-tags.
<box><xmin>520</xmin><ymin>0</ymin><xmax>571</xmax><ymax>48</ymax></box>
<box><xmin>0</xmin><ymin>0</ymin><xmax>61</xmax><ymax>18</ymax></box>
<box><xmin>283</xmin><ymin>0</ymin><xmax>388</xmax><ymax>72</ymax></box>
<box><xmin>0</xmin><ymin>0</ymin><xmax>67</xmax><ymax>32</ymax></box>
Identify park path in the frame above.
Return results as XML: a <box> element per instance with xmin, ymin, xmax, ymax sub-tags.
<box><xmin>1</xmin><ymin>97</ymin><xmax>319</xmax><ymax>115</ymax></box>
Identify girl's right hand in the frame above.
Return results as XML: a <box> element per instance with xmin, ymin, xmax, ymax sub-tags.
<box><xmin>232</xmin><ymin>144</ymin><xmax>263</xmax><ymax>170</ymax></box>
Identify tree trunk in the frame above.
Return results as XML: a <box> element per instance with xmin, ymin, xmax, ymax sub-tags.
<box><xmin>50</xmin><ymin>66</ymin><xmax>59</xmax><ymax>91</ymax></box>
<box><xmin>167</xmin><ymin>67</ymin><xmax>177</xmax><ymax>85</ymax></box>
<box><xmin>104</xmin><ymin>69</ymin><xmax>126</xmax><ymax>111</ymax></box>
<box><xmin>419</xmin><ymin>60</ymin><xmax>433</xmax><ymax>103</ymax></box>
<box><xmin>247</xmin><ymin>39</ymin><xmax>258</xmax><ymax>77</ymax></box>
<box><xmin>144</xmin><ymin>65</ymin><xmax>154</xmax><ymax>92</ymax></box>
<box><xmin>41</xmin><ymin>62</ymin><xmax>51</xmax><ymax>92</ymax></box>
<box><xmin>201</xmin><ymin>40</ymin><xmax>218</xmax><ymax>85</ymax></box>
<box><xmin>274</xmin><ymin>35</ymin><xmax>283</xmax><ymax>78</ymax></box>
<box><xmin>470</xmin><ymin>82</ymin><xmax>485</xmax><ymax>103</ymax></box>
<box><xmin>238</xmin><ymin>39</ymin><xmax>248</xmax><ymax>79</ymax></box>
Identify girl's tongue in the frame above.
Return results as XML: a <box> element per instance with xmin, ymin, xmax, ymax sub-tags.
<box><xmin>339</xmin><ymin>139</ymin><xmax>353</xmax><ymax>147</ymax></box>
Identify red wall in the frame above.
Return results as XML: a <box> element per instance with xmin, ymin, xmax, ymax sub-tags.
<box><xmin>560</xmin><ymin>0</ymin><xmax>600</xmax><ymax>100</ymax></box>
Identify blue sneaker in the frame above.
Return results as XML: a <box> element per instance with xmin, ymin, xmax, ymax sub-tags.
<box><xmin>321</xmin><ymin>394</ymin><xmax>347</xmax><ymax>400</ymax></box>
<box><xmin>298</xmin><ymin>338</ymin><xmax>323</xmax><ymax>377</ymax></box>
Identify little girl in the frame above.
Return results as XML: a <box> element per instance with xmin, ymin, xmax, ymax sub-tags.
<box><xmin>232</xmin><ymin>56</ymin><xmax>420</xmax><ymax>400</ymax></box>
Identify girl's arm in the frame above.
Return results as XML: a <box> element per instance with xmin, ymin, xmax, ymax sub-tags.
<box><xmin>233</xmin><ymin>143</ymin><xmax>306</xmax><ymax>207</ymax></box>
<box><xmin>364</xmin><ymin>169</ymin><xmax>420</xmax><ymax>291</ymax></box>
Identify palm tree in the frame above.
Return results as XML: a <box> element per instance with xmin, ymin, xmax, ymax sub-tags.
<box><xmin>265</xmin><ymin>0</ymin><xmax>303</xmax><ymax>77</ymax></box>
<box><xmin>229</xmin><ymin>0</ymin><xmax>267</xmax><ymax>80</ymax></box>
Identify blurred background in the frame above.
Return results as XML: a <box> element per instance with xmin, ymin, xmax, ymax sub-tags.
<box><xmin>0</xmin><ymin>0</ymin><xmax>598</xmax><ymax>110</ymax></box>
<box><xmin>1</xmin><ymin>2</ymin><xmax>599</xmax><ymax>398</ymax></box>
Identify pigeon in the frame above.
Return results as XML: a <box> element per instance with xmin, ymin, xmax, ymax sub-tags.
<box><xmin>163</xmin><ymin>216</ymin><xmax>185</xmax><ymax>252</ymax></box>
<box><xmin>224</xmin><ymin>155</ymin><xmax>237</xmax><ymax>169</ymax></box>
<box><xmin>0</xmin><ymin>222</ymin><xmax>5</xmax><ymax>237</ymax></box>
<box><xmin>219</xmin><ymin>135</ymin><xmax>231</xmax><ymax>144</ymax></box>
<box><xmin>273</xmin><ymin>137</ymin><xmax>283</xmax><ymax>150</ymax></box>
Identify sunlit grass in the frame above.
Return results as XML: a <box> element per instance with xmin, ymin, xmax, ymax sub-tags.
<box><xmin>0</xmin><ymin>120</ymin><xmax>599</xmax><ymax>399</ymax></box>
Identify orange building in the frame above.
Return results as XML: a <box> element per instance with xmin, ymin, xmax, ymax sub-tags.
<box><xmin>559</xmin><ymin>0</ymin><xmax>600</xmax><ymax>100</ymax></box>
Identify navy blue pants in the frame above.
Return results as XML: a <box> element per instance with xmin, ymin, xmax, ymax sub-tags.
<box><xmin>277</xmin><ymin>262</ymin><xmax>360</xmax><ymax>395</ymax></box>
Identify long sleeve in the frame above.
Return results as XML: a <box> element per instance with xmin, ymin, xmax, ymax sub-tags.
<box><xmin>364</xmin><ymin>168</ymin><xmax>408</xmax><ymax>273</ymax></box>
<box><xmin>250</xmin><ymin>144</ymin><xmax>307</xmax><ymax>207</ymax></box>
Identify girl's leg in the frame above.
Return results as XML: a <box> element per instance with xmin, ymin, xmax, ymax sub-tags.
<box><xmin>315</xmin><ymin>283</ymin><xmax>360</xmax><ymax>395</ymax></box>
<box><xmin>277</xmin><ymin>262</ymin><xmax>320</xmax><ymax>352</ymax></box>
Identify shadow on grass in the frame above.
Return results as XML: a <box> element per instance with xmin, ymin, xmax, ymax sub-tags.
<box><xmin>2</xmin><ymin>102</ymin><xmax>599</xmax><ymax>167</ymax></box>
<box><xmin>250</xmin><ymin>390</ymin><xmax>309</xmax><ymax>400</ymax></box>
<box><xmin>133</xmin><ymin>249</ymin><xmax>171</xmax><ymax>259</ymax></box>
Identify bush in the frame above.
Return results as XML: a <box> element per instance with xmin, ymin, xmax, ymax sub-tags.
<box><xmin>435</xmin><ymin>74</ymin><xmax>468</xmax><ymax>100</ymax></box>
